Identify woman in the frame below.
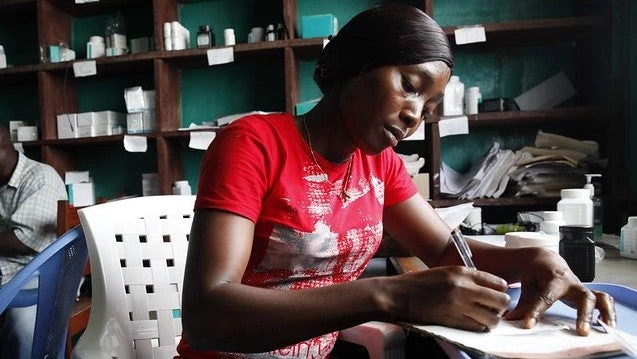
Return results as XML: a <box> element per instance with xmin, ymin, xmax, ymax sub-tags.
<box><xmin>179</xmin><ymin>4</ymin><xmax>615</xmax><ymax>358</ymax></box>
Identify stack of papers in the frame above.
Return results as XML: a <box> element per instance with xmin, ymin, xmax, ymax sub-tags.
<box><xmin>509</xmin><ymin>154</ymin><xmax>586</xmax><ymax>198</ymax></box>
<box><xmin>441</xmin><ymin>143</ymin><xmax>521</xmax><ymax>199</ymax></box>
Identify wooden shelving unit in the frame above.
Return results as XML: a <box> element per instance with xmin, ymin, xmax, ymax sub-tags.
<box><xmin>0</xmin><ymin>0</ymin><xmax>615</xmax><ymax>214</ymax></box>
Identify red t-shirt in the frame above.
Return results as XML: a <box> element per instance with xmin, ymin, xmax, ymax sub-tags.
<box><xmin>178</xmin><ymin>113</ymin><xmax>417</xmax><ymax>358</ymax></box>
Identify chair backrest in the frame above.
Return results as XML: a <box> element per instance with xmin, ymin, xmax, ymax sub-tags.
<box><xmin>0</xmin><ymin>225</ymin><xmax>88</xmax><ymax>359</ymax></box>
<box><xmin>73</xmin><ymin>195</ymin><xmax>195</xmax><ymax>359</ymax></box>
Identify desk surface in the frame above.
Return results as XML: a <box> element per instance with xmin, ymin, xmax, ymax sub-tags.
<box><xmin>390</xmin><ymin>235</ymin><xmax>637</xmax><ymax>289</ymax></box>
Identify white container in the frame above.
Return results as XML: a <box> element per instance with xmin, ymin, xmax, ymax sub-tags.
<box><xmin>224</xmin><ymin>28</ymin><xmax>236</xmax><ymax>46</ymax></box>
<box><xmin>0</xmin><ymin>44</ymin><xmax>7</xmax><ymax>69</ymax></box>
<box><xmin>557</xmin><ymin>188</ymin><xmax>593</xmax><ymax>226</ymax></box>
<box><xmin>465</xmin><ymin>86</ymin><xmax>481</xmax><ymax>115</ymax></box>
<box><xmin>620</xmin><ymin>216</ymin><xmax>637</xmax><ymax>259</ymax></box>
<box><xmin>172</xmin><ymin>180</ymin><xmax>192</xmax><ymax>196</ymax></box>
<box><xmin>442</xmin><ymin>75</ymin><xmax>464</xmax><ymax>116</ymax></box>
<box><xmin>86</xmin><ymin>36</ymin><xmax>105</xmax><ymax>59</ymax></box>
<box><xmin>540</xmin><ymin>211</ymin><xmax>565</xmax><ymax>235</ymax></box>
<box><xmin>504</xmin><ymin>232</ymin><xmax>559</xmax><ymax>253</ymax></box>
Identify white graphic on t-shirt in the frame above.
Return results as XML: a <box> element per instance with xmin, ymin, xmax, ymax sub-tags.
<box><xmin>258</xmin><ymin>221</ymin><xmax>339</xmax><ymax>275</ymax></box>
<box><xmin>371</xmin><ymin>175</ymin><xmax>385</xmax><ymax>205</ymax></box>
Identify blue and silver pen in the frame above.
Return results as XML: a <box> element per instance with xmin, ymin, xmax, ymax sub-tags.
<box><xmin>450</xmin><ymin>228</ymin><xmax>477</xmax><ymax>269</ymax></box>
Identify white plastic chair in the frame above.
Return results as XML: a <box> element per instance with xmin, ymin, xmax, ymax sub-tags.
<box><xmin>72</xmin><ymin>195</ymin><xmax>403</xmax><ymax>359</ymax></box>
<box><xmin>73</xmin><ymin>196</ymin><xmax>194</xmax><ymax>359</ymax></box>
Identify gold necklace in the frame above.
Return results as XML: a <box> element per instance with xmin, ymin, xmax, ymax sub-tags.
<box><xmin>302</xmin><ymin>117</ymin><xmax>353</xmax><ymax>201</ymax></box>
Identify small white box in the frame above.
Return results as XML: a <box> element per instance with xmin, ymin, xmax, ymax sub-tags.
<box><xmin>17</xmin><ymin>126</ymin><xmax>38</xmax><ymax>142</ymax></box>
<box><xmin>65</xmin><ymin>171</ymin><xmax>90</xmax><ymax>185</ymax></box>
<box><xmin>9</xmin><ymin>121</ymin><xmax>25</xmax><ymax>142</ymax></box>
<box><xmin>127</xmin><ymin>110</ymin><xmax>156</xmax><ymax>133</ymax></box>
<box><xmin>125</xmin><ymin>87</ymin><xmax>155</xmax><ymax>112</ymax></box>
<box><xmin>57</xmin><ymin>114</ymin><xmax>78</xmax><ymax>139</ymax></box>
<box><xmin>67</xmin><ymin>182</ymin><xmax>95</xmax><ymax>206</ymax></box>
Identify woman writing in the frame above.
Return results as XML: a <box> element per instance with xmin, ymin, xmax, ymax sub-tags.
<box><xmin>179</xmin><ymin>4</ymin><xmax>615</xmax><ymax>358</ymax></box>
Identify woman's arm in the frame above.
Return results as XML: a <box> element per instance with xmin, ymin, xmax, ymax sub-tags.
<box><xmin>181</xmin><ymin>208</ymin><xmax>510</xmax><ymax>353</ymax></box>
<box><xmin>383</xmin><ymin>193</ymin><xmax>616</xmax><ymax>335</ymax></box>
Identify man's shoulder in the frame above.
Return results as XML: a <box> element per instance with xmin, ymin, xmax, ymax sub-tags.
<box><xmin>16</xmin><ymin>154</ymin><xmax>65</xmax><ymax>188</ymax></box>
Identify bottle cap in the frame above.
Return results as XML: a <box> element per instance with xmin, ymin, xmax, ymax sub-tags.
<box><xmin>90</xmin><ymin>36</ymin><xmax>105</xmax><ymax>43</ymax></box>
<box><xmin>467</xmin><ymin>86</ymin><xmax>480</xmax><ymax>93</ymax></box>
<box><xmin>224</xmin><ymin>28</ymin><xmax>234</xmax><ymax>35</ymax></box>
<box><xmin>543</xmin><ymin>211</ymin><xmax>563</xmax><ymax>221</ymax></box>
<box><xmin>199</xmin><ymin>25</ymin><xmax>211</xmax><ymax>32</ymax></box>
<box><xmin>629</xmin><ymin>217</ymin><xmax>637</xmax><ymax>226</ymax></box>
<box><xmin>559</xmin><ymin>225</ymin><xmax>593</xmax><ymax>236</ymax></box>
<box><xmin>560</xmin><ymin>188</ymin><xmax>590</xmax><ymax>198</ymax></box>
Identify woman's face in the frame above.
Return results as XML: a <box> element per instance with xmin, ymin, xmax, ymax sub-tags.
<box><xmin>339</xmin><ymin>61</ymin><xmax>451</xmax><ymax>155</ymax></box>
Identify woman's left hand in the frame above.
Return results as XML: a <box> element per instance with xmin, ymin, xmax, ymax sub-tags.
<box><xmin>504</xmin><ymin>248</ymin><xmax>616</xmax><ymax>335</ymax></box>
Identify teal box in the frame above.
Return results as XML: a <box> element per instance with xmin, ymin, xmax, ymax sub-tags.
<box><xmin>295</xmin><ymin>98</ymin><xmax>321</xmax><ymax>115</ymax></box>
<box><xmin>49</xmin><ymin>45</ymin><xmax>60</xmax><ymax>63</ymax></box>
<box><xmin>300</xmin><ymin>14</ymin><xmax>338</xmax><ymax>39</ymax></box>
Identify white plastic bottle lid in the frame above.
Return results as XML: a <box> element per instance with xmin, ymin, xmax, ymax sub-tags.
<box><xmin>560</xmin><ymin>188</ymin><xmax>590</xmax><ymax>198</ymax></box>
<box><xmin>90</xmin><ymin>36</ymin><xmax>105</xmax><ymax>43</ymax></box>
<box><xmin>467</xmin><ymin>86</ymin><xmax>480</xmax><ymax>94</ymax></box>
<box><xmin>629</xmin><ymin>216</ymin><xmax>637</xmax><ymax>226</ymax></box>
<box><xmin>543</xmin><ymin>211</ymin><xmax>563</xmax><ymax>221</ymax></box>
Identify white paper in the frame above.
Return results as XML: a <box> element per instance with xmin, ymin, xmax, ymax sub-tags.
<box><xmin>434</xmin><ymin>202</ymin><xmax>475</xmax><ymax>230</ymax></box>
<box><xmin>123</xmin><ymin>135</ymin><xmax>148</xmax><ymax>152</ymax></box>
<box><xmin>454</xmin><ymin>26</ymin><xmax>486</xmax><ymax>45</ymax></box>
<box><xmin>439</xmin><ymin>116</ymin><xmax>468</xmax><ymax>137</ymax></box>
<box><xmin>72</xmin><ymin>60</ymin><xmax>97</xmax><ymax>77</ymax></box>
<box><xmin>189</xmin><ymin>131</ymin><xmax>216</xmax><ymax>150</ymax></box>
<box><xmin>412</xmin><ymin>316</ymin><xmax>619</xmax><ymax>359</ymax></box>
<box><xmin>404</xmin><ymin>122</ymin><xmax>425</xmax><ymax>141</ymax></box>
<box><xmin>65</xmin><ymin>170</ymin><xmax>90</xmax><ymax>184</ymax></box>
<box><xmin>207</xmin><ymin>47</ymin><xmax>234</xmax><ymax>66</ymax></box>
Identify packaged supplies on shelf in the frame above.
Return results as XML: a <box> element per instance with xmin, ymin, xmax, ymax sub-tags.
<box><xmin>56</xmin><ymin>113</ymin><xmax>78</xmax><ymax>139</ymax></box>
<box><xmin>124</xmin><ymin>86</ymin><xmax>156</xmax><ymax>112</ymax></box>
<box><xmin>534</xmin><ymin>130</ymin><xmax>599</xmax><ymax>158</ymax></box>
<box><xmin>9</xmin><ymin>121</ymin><xmax>25</xmax><ymax>142</ymax></box>
<box><xmin>77</xmin><ymin>111</ymin><xmax>126</xmax><ymax>137</ymax></box>
<box><xmin>300</xmin><ymin>14</ymin><xmax>338</xmax><ymax>38</ymax></box>
<box><xmin>67</xmin><ymin>182</ymin><xmax>95</xmax><ymax>207</ymax></box>
<box><xmin>127</xmin><ymin>110</ymin><xmax>156</xmax><ymax>133</ymax></box>
<box><xmin>398</xmin><ymin>153</ymin><xmax>425</xmax><ymax>177</ymax></box>
<box><xmin>17</xmin><ymin>126</ymin><xmax>38</xmax><ymax>141</ymax></box>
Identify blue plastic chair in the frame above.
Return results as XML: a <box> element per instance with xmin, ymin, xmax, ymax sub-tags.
<box><xmin>0</xmin><ymin>225</ymin><xmax>88</xmax><ymax>359</ymax></box>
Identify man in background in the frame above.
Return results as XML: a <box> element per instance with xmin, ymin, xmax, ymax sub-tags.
<box><xmin>0</xmin><ymin>122</ymin><xmax>67</xmax><ymax>358</ymax></box>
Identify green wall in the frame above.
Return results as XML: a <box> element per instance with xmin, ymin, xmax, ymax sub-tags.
<box><xmin>627</xmin><ymin>2</ymin><xmax>637</xmax><ymax>198</ymax></box>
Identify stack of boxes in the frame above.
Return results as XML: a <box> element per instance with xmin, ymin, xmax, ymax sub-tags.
<box><xmin>124</xmin><ymin>86</ymin><xmax>156</xmax><ymax>133</ymax></box>
<box><xmin>56</xmin><ymin>111</ymin><xmax>125</xmax><ymax>139</ymax></box>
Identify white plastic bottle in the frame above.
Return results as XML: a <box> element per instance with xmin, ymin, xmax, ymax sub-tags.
<box><xmin>442</xmin><ymin>75</ymin><xmax>464</xmax><ymax>116</ymax></box>
<box><xmin>620</xmin><ymin>216</ymin><xmax>637</xmax><ymax>259</ymax></box>
<box><xmin>465</xmin><ymin>86</ymin><xmax>481</xmax><ymax>115</ymax></box>
<box><xmin>0</xmin><ymin>45</ymin><xmax>7</xmax><ymax>69</ymax></box>
<box><xmin>172</xmin><ymin>180</ymin><xmax>192</xmax><ymax>196</ymax></box>
<box><xmin>540</xmin><ymin>211</ymin><xmax>565</xmax><ymax>235</ymax></box>
<box><xmin>557</xmin><ymin>188</ymin><xmax>593</xmax><ymax>226</ymax></box>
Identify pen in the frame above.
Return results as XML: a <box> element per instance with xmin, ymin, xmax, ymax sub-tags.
<box><xmin>450</xmin><ymin>228</ymin><xmax>477</xmax><ymax>269</ymax></box>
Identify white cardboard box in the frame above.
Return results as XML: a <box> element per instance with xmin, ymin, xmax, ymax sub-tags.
<box><xmin>56</xmin><ymin>114</ymin><xmax>78</xmax><ymax>139</ymax></box>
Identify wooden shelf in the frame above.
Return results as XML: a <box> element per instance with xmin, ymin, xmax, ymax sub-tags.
<box><xmin>39</xmin><ymin>134</ymin><xmax>156</xmax><ymax>147</ymax></box>
<box><xmin>466</xmin><ymin>106</ymin><xmax>603</xmax><ymax>126</ymax></box>
<box><xmin>47</xmin><ymin>0</ymin><xmax>151</xmax><ymax>17</ymax></box>
<box><xmin>443</xmin><ymin>16</ymin><xmax>605</xmax><ymax>46</ymax></box>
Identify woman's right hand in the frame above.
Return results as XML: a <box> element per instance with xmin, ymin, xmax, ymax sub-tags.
<box><xmin>383</xmin><ymin>266</ymin><xmax>510</xmax><ymax>331</ymax></box>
